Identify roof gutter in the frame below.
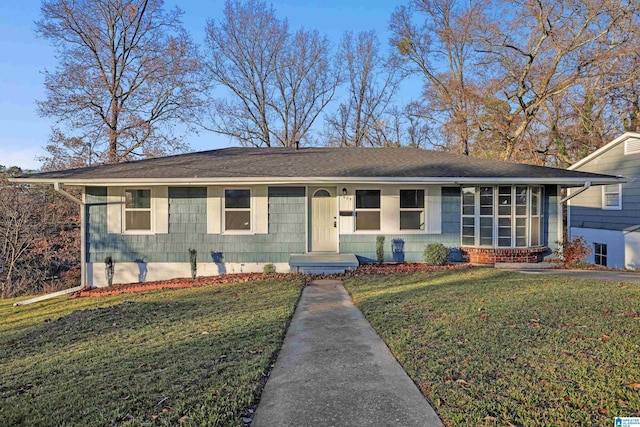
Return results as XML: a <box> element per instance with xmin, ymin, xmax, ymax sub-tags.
<box><xmin>11</xmin><ymin>176</ymin><xmax>621</xmax><ymax>187</ymax></box>
<box><xmin>560</xmin><ymin>181</ymin><xmax>591</xmax><ymax>204</ymax></box>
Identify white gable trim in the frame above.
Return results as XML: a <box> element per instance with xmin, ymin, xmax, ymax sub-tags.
<box><xmin>569</xmin><ymin>132</ymin><xmax>640</xmax><ymax>170</ymax></box>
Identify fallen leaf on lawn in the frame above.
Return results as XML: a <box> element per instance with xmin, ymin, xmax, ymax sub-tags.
<box><xmin>557</xmin><ymin>421</ymin><xmax>569</xmax><ymax>426</ymax></box>
<box><xmin>600</xmin><ymin>334</ymin><xmax>611</xmax><ymax>343</ymax></box>
<box><xmin>179</xmin><ymin>416</ymin><xmax>191</xmax><ymax>423</ymax></box>
<box><xmin>503</xmin><ymin>420</ymin><xmax>516</xmax><ymax>426</ymax></box>
<box><xmin>162</xmin><ymin>408</ymin><xmax>169</xmax><ymax>413</ymax></box>
<box><xmin>151</xmin><ymin>415</ymin><xmax>158</xmax><ymax>420</ymax></box>
<box><xmin>598</xmin><ymin>408</ymin><xmax>609</xmax><ymax>415</ymax></box>
<box><xmin>201</xmin><ymin>331</ymin><xmax>209</xmax><ymax>335</ymax></box>
<box><xmin>455</xmin><ymin>379</ymin><xmax>468</xmax><ymax>385</ymax></box>
<box><xmin>479</xmin><ymin>313</ymin><xmax>489</xmax><ymax>321</ymax></box>
<box><xmin>629</xmin><ymin>383</ymin><xmax>640</xmax><ymax>389</ymax></box>
<box><xmin>484</xmin><ymin>415</ymin><xmax>498</xmax><ymax>421</ymax></box>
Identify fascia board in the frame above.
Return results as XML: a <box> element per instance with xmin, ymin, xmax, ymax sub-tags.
<box><xmin>9</xmin><ymin>176</ymin><xmax>622</xmax><ymax>187</ymax></box>
<box><xmin>568</xmin><ymin>132</ymin><xmax>640</xmax><ymax>170</ymax></box>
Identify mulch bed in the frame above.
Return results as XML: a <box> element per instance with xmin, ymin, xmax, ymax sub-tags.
<box><xmin>72</xmin><ymin>263</ymin><xmax>474</xmax><ymax>298</ymax></box>
<box><xmin>72</xmin><ymin>272</ymin><xmax>300</xmax><ymax>297</ymax></box>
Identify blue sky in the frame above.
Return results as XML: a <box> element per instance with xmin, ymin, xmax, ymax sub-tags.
<box><xmin>0</xmin><ymin>0</ymin><xmax>408</xmax><ymax>170</ymax></box>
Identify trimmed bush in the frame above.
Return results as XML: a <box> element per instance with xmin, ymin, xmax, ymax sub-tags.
<box><xmin>423</xmin><ymin>243</ymin><xmax>449</xmax><ymax>266</ymax></box>
<box><xmin>376</xmin><ymin>236</ymin><xmax>385</xmax><ymax>265</ymax></box>
<box><xmin>263</xmin><ymin>263</ymin><xmax>276</xmax><ymax>274</ymax></box>
<box><xmin>104</xmin><ymin>255</ymin><xmax>115</xmax><ymax>286</ymax></box>
<box><xmin>189</xmin><ymin>248</ymin><xmax>197</xmax><ymax>279</ymax></box>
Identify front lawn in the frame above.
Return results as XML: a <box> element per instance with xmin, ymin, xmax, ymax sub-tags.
<box><xmin>343</xmin><ymin>268</ymin><xmax>640</xmax><ymax>426</ymax></box>
<box><xmin>0</xmin><ymin>277</ymin><xmax>304</xmax><ymax>426</ymax></box>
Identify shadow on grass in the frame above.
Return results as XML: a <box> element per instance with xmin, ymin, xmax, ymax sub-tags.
<box><xmin>343</xmin><ymin>269</ymin><xmax>640</xmax><ymax>426</ymax></box>
<box><xmin>0</xmin><ymin>278</ymin><xmax>304</xmax><ymax>427</ymax></box>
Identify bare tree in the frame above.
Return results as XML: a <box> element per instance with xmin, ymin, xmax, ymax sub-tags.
<box><xmin>325</xmin><ymin>31</ymin><xmax>399</xmax><ymax>147</ymax></box>
<box><xmin>203</xmin><ymin>0</ymin><xmax>340</xmax><ymax>147</ymax></box>
<box><xmin>367</xmin><ymin>103</ymin><xmax>434</xmax><ymax>148</ymax></box>
<box><xmin>0</xmin><ymin>167</ymin><xmax>80</xmax><ymax>298</ymax></box>
<box><xmin>390</xmin><ymin>0</ymin><xmax>486</xmax><ymax>155</ymax></box>
<box><xmin>36</xmin><ymin>0</ymin><xmax>202</xmax><ymax>165</ymax></box>
<box><xmin>477</xmin><ymin>0</ymin><xmax>640</xmax><ymax>161</ymax></box>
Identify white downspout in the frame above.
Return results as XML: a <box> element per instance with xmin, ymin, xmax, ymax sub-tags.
<box><xmin>559</xmin><ymin>181</ymin><xmax>591</xmax><ymax>204</ymax></box>
<box><xmin>14</xmin><ymin>183</ymin><xmax>87</xmax><ymax>306</ymax></box>
<box><xmin>53</xmin><ymin>182</ymin><xmax>86</xmax><ymax>290</ymax></box>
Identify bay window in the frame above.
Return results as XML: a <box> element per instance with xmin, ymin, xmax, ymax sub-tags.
<box><xmin>461</xmin><ymin>185</ymin><xmax>543</xmax><ymax>248</ymax></box>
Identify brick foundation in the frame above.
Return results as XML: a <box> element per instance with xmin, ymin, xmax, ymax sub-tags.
<box><xmin>461</xmin><ymin>246</ymin><xmax>548</xmax><ymax>264</ymax></box>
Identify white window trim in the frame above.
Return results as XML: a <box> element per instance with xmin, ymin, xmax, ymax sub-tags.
<box><xmin>122</xmin><ymin>188</ymin><xmax>154</xmax><ymax>235</ymax></box>
<box><xmin>399</xmin><ymin>188</ymin><xmax>426</xmax><ymax>233</ymax></box>
<box><xmin>354</xmin><ymin>189</ymin><xmax>382</xmax><ymax>233</ymax></box>
<box><xmin>602</xmin><ymin>183</ymin><xmax>622</xmax><ymax>210</ymax></box>
<box><xmin>223</xmin><ymin>187</ymin><xmax>253</xmax><ymax>234</ymax></box>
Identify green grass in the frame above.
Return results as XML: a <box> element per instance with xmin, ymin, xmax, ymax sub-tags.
<box><xmin>343</xmin><ymin>268</ymin><xmax>640</xmax><ymax>426</ymax></box>
<box><xmin>0</xmin><ymin>277</ymin><xmax>304</xmax><ymax>426</ymax></box>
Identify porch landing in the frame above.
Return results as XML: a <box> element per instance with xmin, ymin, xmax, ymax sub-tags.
<box><xmin>289</xmin><ymin>254</ymin><xmax>359</xmax><ymax>275</ymax></box>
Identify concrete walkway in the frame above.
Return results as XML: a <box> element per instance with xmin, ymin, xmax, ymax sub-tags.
<box><xmin>252</xmin><ymin>280</ymin><xmax>443</xmax><ymax>427</ymax></box>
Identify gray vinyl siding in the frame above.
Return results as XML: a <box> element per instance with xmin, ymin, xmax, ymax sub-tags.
<box><xmin>571</xmin><ymin>142</ymin><xmax>640</xmax><ymax>231</ymax></box>
<box><xmin>85</xmin><ymin>186</ymin><xmax>306</xmax><ymax>264</ymax></box>
<box><xmin>339</xmin><ymin>187</ymin><xmax>461</xmax><ymax>262</ymax></box>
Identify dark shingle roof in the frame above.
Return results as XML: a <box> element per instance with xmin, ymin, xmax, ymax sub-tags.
<box><xmin>18</xmin><ymin>147</ymin><xmax>617</xmax><ymax>183</ymax></box>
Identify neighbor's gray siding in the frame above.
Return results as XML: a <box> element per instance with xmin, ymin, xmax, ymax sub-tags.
<box><xmin>571</xmin><ymin>142</ymin><xmax>640</xmax><ymax>231</ymax></box>
<box><xmin>339</xmin><ymin>187</ymin><xmax>461</xmax><ymax>262</ymax></box>
<box><xmin>85</xmin><ymin>186</ymin><xmax>306</xmax><ymax>264</ymax></box>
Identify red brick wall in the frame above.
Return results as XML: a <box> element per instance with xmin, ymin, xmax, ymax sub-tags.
<box><xmin>461</xmin><ymin>246</ymin><xmax>548</xmax><ymax>264</ymax></box>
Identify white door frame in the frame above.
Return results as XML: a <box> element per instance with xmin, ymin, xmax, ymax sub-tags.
<box><xmin>309</xmin><ymin>187</ymin><xmax>339</xmax><ymax>252</ymax></box>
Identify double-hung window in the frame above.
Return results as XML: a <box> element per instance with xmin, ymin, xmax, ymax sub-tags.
<box><xmin>400</xmin><ymin>189</ymin><xmax>425</xmax><ymax>230</ymax></box>
<box><xmin>602</xmin><ymin>184</ymin><xmax>621</xmax><ymax>210</ymax></box>
<box><xmin>355</xmin><ymin>190</ymin><xmax>380</xmax><ymax>230</ymax></box>
<box><xmin>124</xmin><ymin>189</ymin><xmax>152</xmax><ymax>231</ymax></box>
<box><xmin>224</xmin><ymin>189</ymin><xmax>251</xmax><ymax>231</ymax></box>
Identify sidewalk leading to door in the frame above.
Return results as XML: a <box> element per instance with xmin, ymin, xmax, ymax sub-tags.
<box><xmin>252</xmin><ymin>279</ymin><xmax>443</xmax><ymax>426</ymax></box>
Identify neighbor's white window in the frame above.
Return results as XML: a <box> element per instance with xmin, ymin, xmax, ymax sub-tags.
<box><xmin>400</xmin><ymin>189</ymin><xmax>425</xmax><ymax>230</ymax></box>
<box><xmin>124</xmin><ymin>189</ymin><xmax>152</xmax><ymax>231</ymax></box>
<box><xmin>224</xmin><ymin>189</ymin><xmax>251</xmax><ymax>231</ymax></box>
<box><xmin>355</xmin><ymin>190</ymin><xmax>381</xmax><ymax>231</ymax></box>
<box><xmin>602</xmin><ymin>184</ymin><xmax>622</xmax><ymax>210</ymax></box>
<box><xmin>594</xmin><ymin>243</ymin><xmax>607</xmax><ymax>266</ymax></box>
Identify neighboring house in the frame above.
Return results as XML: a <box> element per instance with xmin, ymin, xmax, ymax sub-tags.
<box><xmin>568</xmin><ymin>132</ymin><xmax>640</xmax><ymax>269</ymax></box>
<box><xmin>14</xmin><ymin>147</ymin><xmax>618</xmax><ymax>286</ymax></box>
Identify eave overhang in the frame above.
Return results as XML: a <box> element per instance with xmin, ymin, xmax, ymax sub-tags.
<box><xmin>9</xmin><ymin>175</ymin><xmax>623</xmax><ymax>187</ymax></box>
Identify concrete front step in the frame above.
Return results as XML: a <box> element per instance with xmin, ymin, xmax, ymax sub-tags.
<box><xmin>289</xmin><ymin>253</ymin><xmax>359</xmax><ymax>275</ymax></box>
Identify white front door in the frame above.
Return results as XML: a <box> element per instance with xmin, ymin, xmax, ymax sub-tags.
<box><xmin>311</xmin><ymin>189</ymin><xmax>337</xmax><ymax>252</ymax></box>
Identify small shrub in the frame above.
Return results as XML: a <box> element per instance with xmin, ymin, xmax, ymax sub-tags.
<box><xmin>424</xmin><ymin>243</ymin><xmax>449</xmax><ymax>266</ymax></box>
<box><xmin>376</xmin><ymin>236</ymin><xmax>385</xmax><ymax>265</ymax></box>
<box><xmin>263</xmin><ymin>263</ymin><xmax>276</xmax><ymax>274</ymax></box>
<box><xmin>567</xmin><ymin>260</ymin><xmax>593</xmax><ymax>269</ymax></box>
<box><xmin>189</xmin><ymin>248</ymin><xmax>197</xmax><ymax>279</ymax></box>
<box><xmin>104</xmin><ymin>255</ymin><xmax>115</xmax><ymax>286</ymax></box>
<box><xmin>553</xmin><ymin>236</ymin><xmax>592</xmax><ymax>267</ymax></box>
